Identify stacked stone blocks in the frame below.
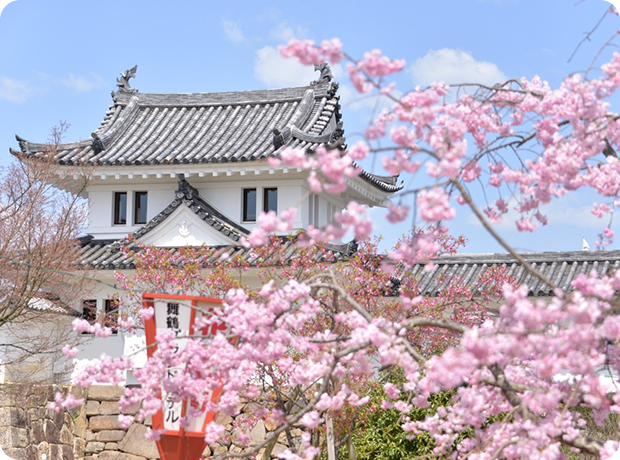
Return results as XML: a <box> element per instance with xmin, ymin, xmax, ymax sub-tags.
<box><xmin>0</xmin><ymin>385</ymin><xmax>296</xmax><ymax>460</ymax></box>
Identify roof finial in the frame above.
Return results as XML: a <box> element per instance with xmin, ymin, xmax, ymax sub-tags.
<box><xmin>311</xmin><ymin>63</ymin><xmax>333</xmax><ymax>85</ymax></box>
<box><xmin>176</xmin><ymin>174</ymin><xmax>199</xmax><ymax>200</ymax></box>
<box><xmin>117</xmin><ymin>65</ymin><xmax>138</xmax><ymax>93</ymax></box>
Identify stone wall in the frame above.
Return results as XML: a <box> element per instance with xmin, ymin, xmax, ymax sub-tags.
<box><xmin>0</xmin><ymin>385</ymin><xmax>295</xmax><ymax>460</ymax></box>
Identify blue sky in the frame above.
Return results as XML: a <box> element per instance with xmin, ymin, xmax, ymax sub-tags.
<box><xmin>0</xmin><ymin>0</ymin><xmax>618</xmax><ymax>254</ymax></box>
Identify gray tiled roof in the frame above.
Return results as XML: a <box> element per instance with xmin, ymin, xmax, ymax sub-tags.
<box><xmin>12</xmin><ymin>66</ymin><xmax>402</xmax><ymax>193</ymax></box>
<box><xmin>397</xmin><ymin>250</ymin><xmax>620</xmax><ymax>297</ymax></box>
<box><xmin>78</xmin><ymin>236</ymin><xmax>357</xmax><ymax>270</ymax></box>
<box><xmin>14</xmin><ymin>82</ymin><xmax>341</xmax><ymax>165</ymax></box>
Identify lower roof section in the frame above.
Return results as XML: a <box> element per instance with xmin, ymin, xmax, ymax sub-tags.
<box><xmin>77</xmin><ymin>222</ymin><xmax>620</xmax><ymax>301</ymax></box>
<box><xmin>78</xmin><ymin>236</ymin><xmax>358</xmax><ymax>270</ymax></box>
<box><xmin>396</xmin><ymin>250</ymin><xmax>620</xmax><ymax>297</ymax></box>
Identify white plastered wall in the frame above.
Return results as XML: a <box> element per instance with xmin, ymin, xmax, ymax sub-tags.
<box><xmin>86</xmin><ymin>178</ymin><xmax>313</xmax><ymax>240</ymax></box>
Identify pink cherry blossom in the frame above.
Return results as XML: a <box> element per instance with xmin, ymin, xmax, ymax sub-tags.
<box><xmin>347</xmin><ymin>141</ymin><xmax>370</xmax><ymax>160</ymax></box>
<box><xmin>386</xmin><ymin>202</ymin><xmax>410</xmax><ymax>223</ymax></box>
<box><xmin>357</xmin><ymin>49</ymin><xmax>406</xmax><ymax>77</ymax></box>
<box><xmin>417</xmin><ymin>188</ymin><xmax>456</xmax><ymax>222</ymax></box>
<box><xmin>62</xmin><ymin>344</ymin><xmax>79</xmax><ymax>359</ymax></box>
<box><xmin>72</xmin><ymin>318</ymin><xmax>93</xmax><ymax>333</ymax></box>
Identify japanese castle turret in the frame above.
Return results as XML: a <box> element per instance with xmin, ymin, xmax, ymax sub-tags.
<box><xmin>13</xmin><ymin>65</ymin><xmax>402</xmax><ymax>254</ymax></box>
<box><xmin>7</xmin><ymin>65</ymin><xmax>402</xmax><ymax>383</ymax></box>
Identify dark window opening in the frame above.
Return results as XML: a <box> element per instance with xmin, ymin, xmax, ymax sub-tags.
<box><xmin>134</xmin><ymin>191</ymin><xmax>148</xmax><ymax>224</ymax></box>
<box><xmin>113</xmin><ymin>192</ymin><xmax>127</xmax><ymax>225</ymax></box>
<box><xmin>104</xmin><ymin>299</ymin><xmax>119</xmax><ymax>334</ymax></box>
<box><xmin>264</xmin><ymin>188</ymin><xmax>278</xmax><ymax>214</ymax></box>
<box><xmin>81</xmin><ymin>300</ymin><xmax>97</xmax><ymax>335</ymax></box>
<box><xmin>243</xmin><ymin>189</ymin><xmax>257</xmax><ymax>222</ymax></box>
<box><xmin>82</xmin><ymin>300</ymin><xmax>97</xmax><ymax>322</ymax></box>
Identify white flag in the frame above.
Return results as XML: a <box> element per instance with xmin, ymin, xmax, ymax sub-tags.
<box><xmin>582</xmin><ymin>237</ymin><xmax>590</xmax><ymax>251</ymax></box>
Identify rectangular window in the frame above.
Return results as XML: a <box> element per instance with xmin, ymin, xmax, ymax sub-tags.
<box><xmin>81</xmin><ymin>300</ymin><xmax>97</xmax><ymax>335</ymax></box>
<box><xmin>264</xmin><ymin>188</ymin><xmax>278</xmax><ymax>214</ymax></box>
<box><xmin>309</xmin><ymin>194</ymin><xmax>319</xmax><ymax>226</ymax></box>
<box><xmin>113</xmin><ymin>192</ymin><xmax>127</xmax><ymax>225</ymax></box>
<box><xmin>243</xmin><ymin>188</ymin><xmax>257</xmax><ymax>222</ymax></box>
<box><xmin>104</xmin><ymin>299</ymin><xmax>119</xmax><ymax>334</ymax></box>
<box><xmin>134</xmin><ymin>191</ymin><xmax>148</xmax><ymax>224</ymax></box>
<box><xmin>82</xmin><ymin>300</ymin><xmax>97</xmax><ymax>322</ymax></box>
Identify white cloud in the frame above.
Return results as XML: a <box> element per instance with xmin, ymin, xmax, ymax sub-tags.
<box><xmin>0</xmin><ymin>76</ymin><xmax>38</xmax><ymax>103</ymax></box>
<box><xmin>269</xmin><ymin>22</ymin><xmax>307</xmax><ymax>42</ymax></box>
<box><xmin>60</xmin><ymin>73</ymin><xmax>106</xmax><ymax>93</ymax></box>
<box><xmin>222</xmin><ymin>20</ymin><xmax>245</xmax><ymax>44</ymax></box>
<box><xmin>0</xmin><ymin>72</ymin><xmax>107</xmax><ymax>103</ymax></box>
<box><xmin>410</xmin><ymin>49</ymin><xmax>507</xmax><ymax>87</ymax></box>
<box><xmin>254</xmin><ymin>46</ymin><xmax>317</xmax><ymax>88</ymax></box>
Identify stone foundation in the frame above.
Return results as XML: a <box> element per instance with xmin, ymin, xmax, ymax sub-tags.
<box><xmin>0</xmin><ymin>385</ymin><xmax>294</xmax><ymax>460</ymax></box>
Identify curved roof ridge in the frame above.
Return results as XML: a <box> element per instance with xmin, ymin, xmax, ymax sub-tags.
<box><xmin>14</xmin><ymin>134</ymin><xmax>92</xmax><ymax>153</ymax></box>
<box><xmin>353</xmin><ymin>163</ymin><xmax>404</xmax><ymax>192</ymax></box>
<box><xmin>111</xmin><ymin>82</ymin><xmax>336</xmax><ymax>108</ymax></box>
<box><xmin>91</xmin><ymin>95</ymin><xmax>141</xmax><ymax>154</ymax></box>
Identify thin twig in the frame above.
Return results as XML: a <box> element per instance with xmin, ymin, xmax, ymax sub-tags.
<box><xmin>452</xmin><ymin>180</ymin><xmax>557</xmax><ymax>291</ymax></box>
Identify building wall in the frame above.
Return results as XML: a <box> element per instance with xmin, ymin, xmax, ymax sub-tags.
<box><xmin>0</xmin><ymin>313</ymin><xmax>76</xmax><ymax>385</ymax></box>
<box><xmin>85</xmin><ymin>179</ymin><xmax>346</xmax><ymax>241</ymax></box>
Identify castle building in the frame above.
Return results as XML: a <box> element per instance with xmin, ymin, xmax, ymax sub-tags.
<box><xmin>9</xmin><ymin>65</ymin><xmax>402</xmax><ymax>382</ymax></box>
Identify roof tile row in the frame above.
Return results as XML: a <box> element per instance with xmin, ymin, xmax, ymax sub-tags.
<box><xmin>12</xmin><ymin>67</ymin><xmax>402</xmax><ymax>193</ymax></box>
<box><xmin>396</xmin><ymin>250</ymin><xmax>620</xmax><ymax>297</ymax></box>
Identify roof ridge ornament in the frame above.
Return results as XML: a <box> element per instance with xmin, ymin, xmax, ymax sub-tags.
<box><xmin>176</xmin><ymin>174</ymin><xmax>199</xmax><ymax>200</ymax></box>
<box><xmin>116</xmin><ymin>65</ymin><xmax>138</xmax><ymax>93</ymax></box>
<box><xmin>310</xmin><ymin>63</ymin><xmax>333</xmax><ymax>85</ymax></box>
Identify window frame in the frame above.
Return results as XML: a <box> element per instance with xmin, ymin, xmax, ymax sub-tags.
<box><xmin>104</xmin><ymin>299</ymin><xmax>119</xmax><ymax>335</ymax></box>
<box><xmin>81</xmin><ymin>299</ymin><xmax>97</xmax><ymax>335</ymax></box>
<box><xmin>243</xmin><ymin>188</ymin><xmax>257</xmax><ymax>222</ymax></box>
<box><xmin>134</xmin><ymin>191</ymin><xmax>148</xmax><ymax>225</ymax></box>
<box><xmin>263</xmin><ymin>187</ymin><xmax>278</xmax><ymax>214</ymax></box>
<box><xmin>113</xmin><ymin>192</ymin><xmax>127</xmax><ymax>225</ymax></box>
<box><xmin>309</xmin><ymin>193</ymin><xmax>319</xmax><ymax>226</ymax></box>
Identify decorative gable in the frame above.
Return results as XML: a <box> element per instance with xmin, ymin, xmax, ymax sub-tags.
<box><xmin>138</xmin><ymin>205</ymin><xmax>239</xmax><ymax>247</ymax></box>
<box><xmin>131</xmin><ymin>176</ymin><xmax>249</xmax><ymax>247</ymax></box>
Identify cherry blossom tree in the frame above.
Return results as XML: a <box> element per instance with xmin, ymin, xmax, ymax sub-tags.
<box><xmin>0</xmin><ymin>123</ymin><xmax>90</xmax><ymax>376</ymax></box>
<box><xmin>56</xmin><ymin>9</ymin><xmax>620</xmax><ymax>459</ymax></box>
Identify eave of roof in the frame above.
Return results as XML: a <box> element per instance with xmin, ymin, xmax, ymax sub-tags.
<box><xmin>357</xmin><ymin>168</ymin><xmax>403</xmax><ymax>193</ymax></box>
<box><xmin>78</xmin><ymin>234</ymin><xmax>358</xmax><ymax>271</ymax></box>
